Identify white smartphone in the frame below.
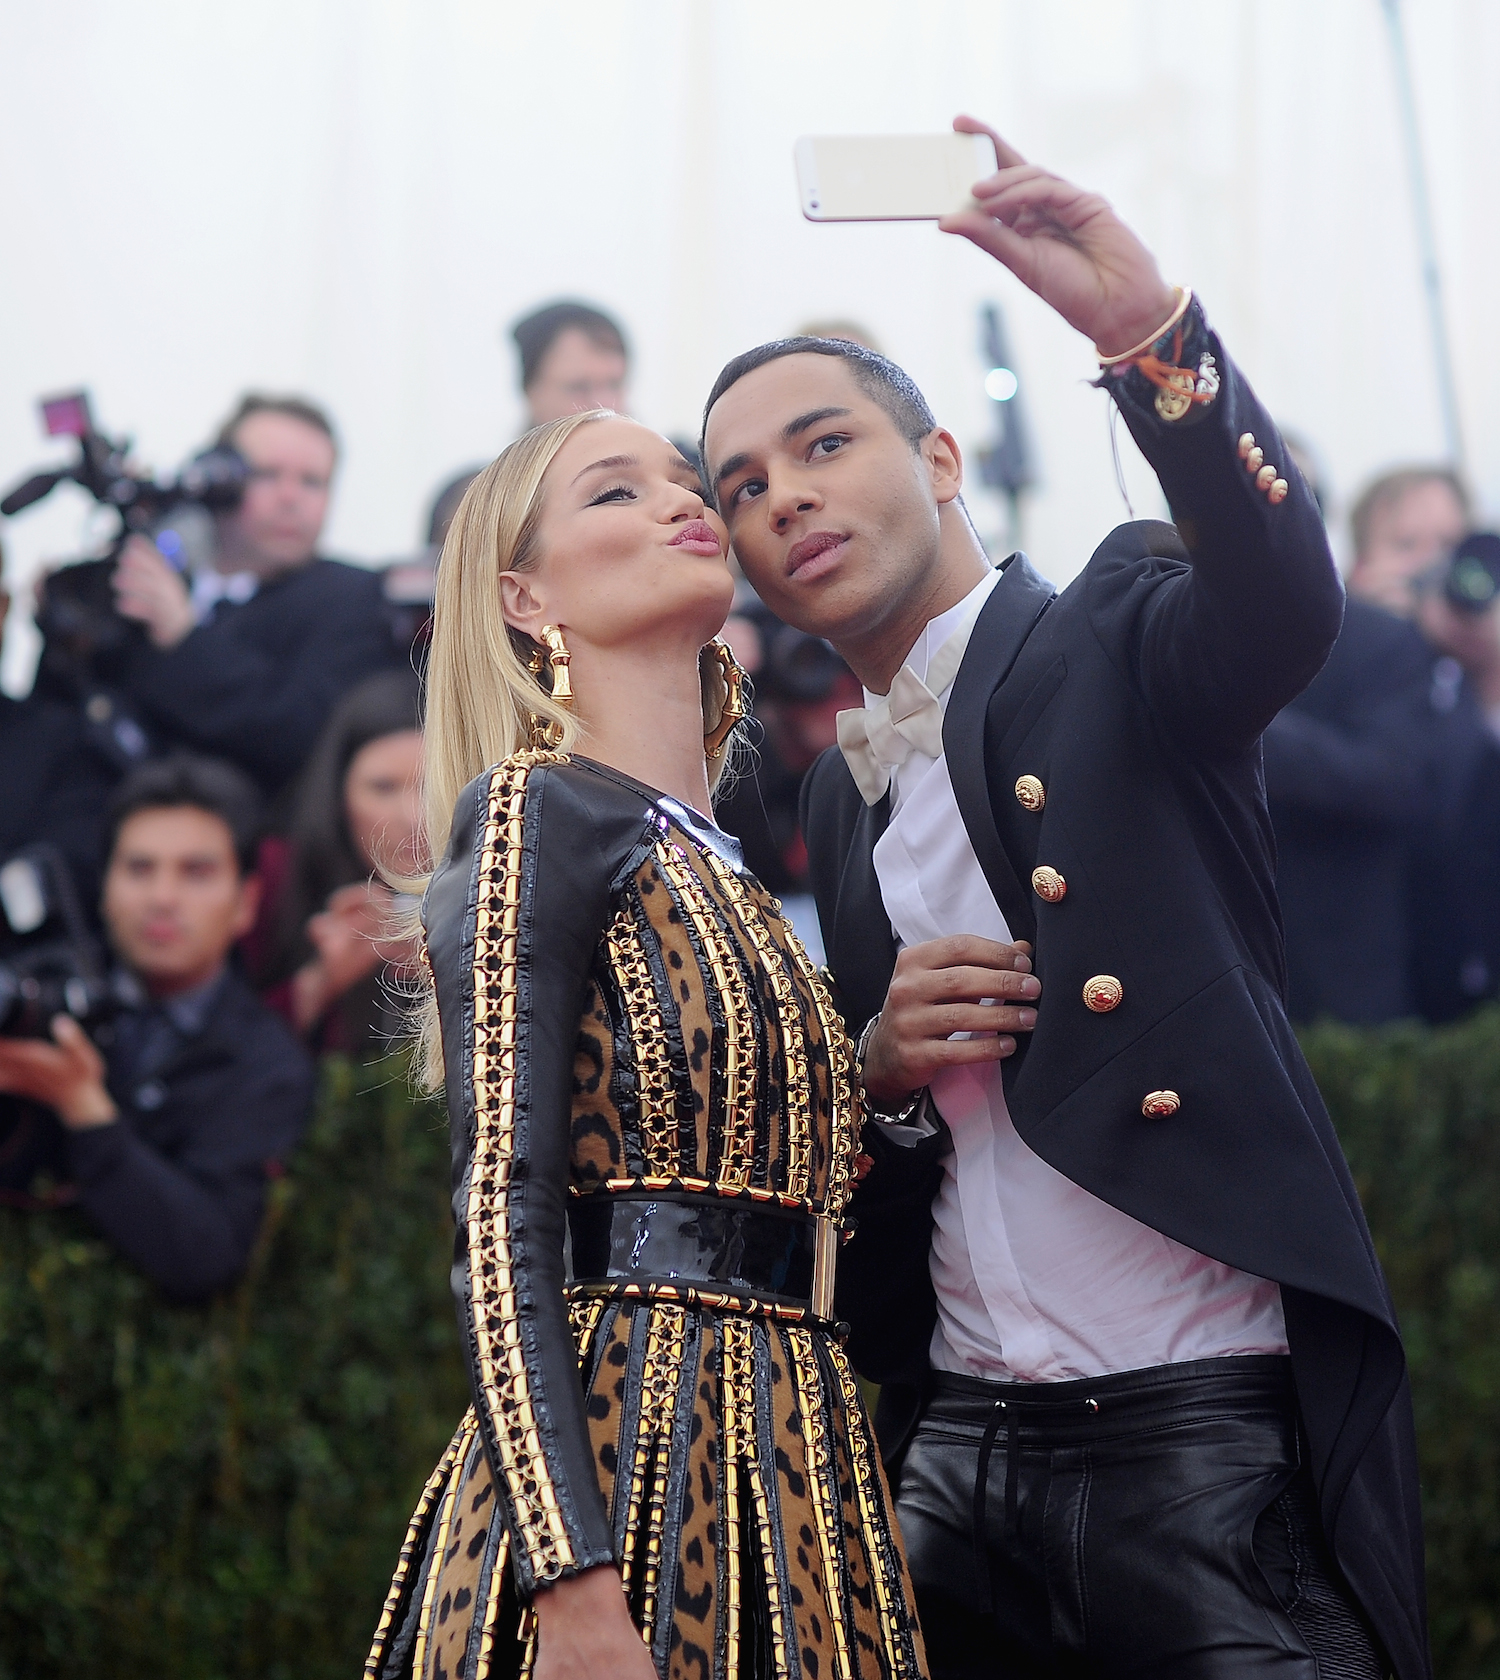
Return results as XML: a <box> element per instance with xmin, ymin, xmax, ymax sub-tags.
<box><xmin>794</xmin><ymin>132</ymin><xmax>999</xmax><ymax>223</ymax></box>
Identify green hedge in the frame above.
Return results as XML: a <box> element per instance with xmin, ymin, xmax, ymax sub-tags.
<box><xmin>0</xmin><ymin>1058</ymin><xmax>468</xmax><ymax>1680</ymax></box>
<box><xmin>2</xmin><ymin>1019</ymin><xmax>1498</xmax><ymax>1678</ymax></box>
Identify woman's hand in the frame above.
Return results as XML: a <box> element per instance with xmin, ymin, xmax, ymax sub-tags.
<box><xmin>939</xmin><ymin>114</ymin><xmax>1179</xmax><ymax>359</ymax></box>
<box><xmin>533</xmin><ymin>1565</ymin><xmax>657</xmax><ymax>1680</ymax></box>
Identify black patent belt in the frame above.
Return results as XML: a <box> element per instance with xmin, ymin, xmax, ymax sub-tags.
<box><xmin>567</xmin><ymin>1185</ymin><xmax>838</xmax><ymax>1319</ymax></box>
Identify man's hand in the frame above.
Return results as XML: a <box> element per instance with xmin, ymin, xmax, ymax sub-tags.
<box><xmin>861</xmin><ymin>936</ymin><xmax>1040</xmax><ymax>1109</ymax></box>
<box><xmin>113</xmin><ymin>534</ymin><xmax>196</xmax><ymax>649</ymax></box>
<box><xmin>0</xmin><ymin>1015</ymin><xmax>118</xmax><ymax>1129</ymax></box>
<box><xmin>1419</xmin><ymin>595</ymin><xmax>1500</xmax><ymax>708</ymax></box>
<box><xmin>939</xmin><ymin>115</ymin><xmax>1178</xmax><ymax>359</ymax></box>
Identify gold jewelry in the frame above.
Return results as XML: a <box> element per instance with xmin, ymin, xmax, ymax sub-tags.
<box><xmin>703</xmin><ymin>637</ymin><xmax>748</xmax><ymax>761</ymax></box>
<box><xmin>526</xmin><ymin>624</ymin><xmax>572</xmax><ymax>748</ymax></box>
<box><xmin>1095</xmin><ymin>285</ymin><xmax>1193</xmax><ymax>366</ymax></box>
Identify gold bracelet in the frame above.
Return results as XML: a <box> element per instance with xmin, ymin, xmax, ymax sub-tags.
<box><xmin>1095</xmin><ymin>286</ymin><xmax>1193</xmax><ymax>366</ymax></box>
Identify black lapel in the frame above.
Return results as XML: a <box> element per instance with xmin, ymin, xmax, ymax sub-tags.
<box><xmin>943</xmin><ymin>554</ymin><xmax>1057</xmax><ymax>946</ymax></box>
<box><xmin>831</xmin><ymin>782</ymin><xmax>897</xmax><ymax>1032</ymax></box>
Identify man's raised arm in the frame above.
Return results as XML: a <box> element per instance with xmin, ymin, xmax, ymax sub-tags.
<box><xmin>941</xmin><ymin>116</ymin><xmax>1343</xmax><ymax>754</ymax></box>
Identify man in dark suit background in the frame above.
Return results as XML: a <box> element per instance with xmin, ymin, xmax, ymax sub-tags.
<box><xmin>702</xmin><ymin>117</ymin><xmax>1424</xmax><ymax>1679</ymax></box>
<box><xmin>108</xmin><ymin>394</ymin><xmax>398</xmax><ymax>799</ymax></box>
<box><xmin>1265</xmin><ymin>465</ymin><xmax>1495</xmax><ymax>1025</ymax></box>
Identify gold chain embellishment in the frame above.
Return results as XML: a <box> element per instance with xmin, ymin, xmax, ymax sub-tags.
<box><xmin>786</xmin><ymin>1330</ymin><xmax>857</xmax><ymax>1680</ymax></box>
<box><xmin>410</xmin><ymin>1413</ymin><xmax>482</xmax><ymax>1680</ymax></box>
<box><xmin>782</xmin><ymin>923</ymin><xmax>862</xmax><ymax>1223</ymax></box>
<box><xmin>656</xmin><ymin>842</ymin><xmax>759</xmax><ymax>1190</ymax></box>
<box><xmin>364</xmin><ymin>1410</ymin><xmax>477</xmax><ymax>1677</ymax></box>
<box><xmin>702</xmin><ymin>852</ymin><xmax>816</xmax><ymax>1201</ymax></box>
<box><xmin>615</xmin><ymin>1304</ymin><xmax>688</xmax><ymax>1644</ymax></box>
<box><xmin>829</xmin><ymin>1340</ymin><xmax>919</xmax><ymax>1676</ymax></box>
<box><xmin>604</xmin><ymin>901</ymin><xmax>681</xmax><ymax>1175</ymax></box>
<box><xmin>466</xmin><ymin>751</ymin><xmax>577</xmax><ymax>1586</ymax></box>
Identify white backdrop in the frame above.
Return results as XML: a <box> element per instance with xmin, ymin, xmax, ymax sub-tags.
<box><xmin>2</xmin><ymin>0</ymin><xmax>1496</xmax><ymax>693</ymax></box>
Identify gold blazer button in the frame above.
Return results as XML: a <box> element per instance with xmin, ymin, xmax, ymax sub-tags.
<box><xmin>1141</xmin><ymin>1089</ymin><xmax>1181</xmax><ymax>1118</ymax></box>
<box><xmin>1031</xmin><ymin>866</ymin><xmax>1067</xmax><ymax>903</ymax></box>
<box><xmin>1245</xmin><ymin>445</ymin><xmax>1265</xmax><ymax>473</ymax></box>
<box><xmin>1082</xmin><ymin>975</ymin><xmax>1123</xmax><ymax>1012</ymax></box>
<box><xmin>1015</xmin><ymin>774</ymin><xmax>1046</xmax><ymax>812</ymax></box>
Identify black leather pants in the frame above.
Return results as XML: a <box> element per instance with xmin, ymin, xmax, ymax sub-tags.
<box><xmin>896</xmin><ymin>1356</ymin><xmax>1385</xmax><ymax>1680</ymax></box>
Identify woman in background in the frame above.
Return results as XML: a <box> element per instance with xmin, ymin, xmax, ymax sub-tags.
<box><xmin>252</xmin><ymin>669</ymin><xmax>424</xmax><ymax>1057</ymax></box>
<box><xmin>366</xmin><ymin>411</ymin><xmax>926</xmax><ymax>1680</ymax></box>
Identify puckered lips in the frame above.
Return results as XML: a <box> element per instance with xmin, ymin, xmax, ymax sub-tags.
<box><xmin>667</xmin><ymin>519</ymin><xmax>722</xmax><ymax>556</ymax></box>
<box><xmin>785</xmin><ymin>530</ymin><xmax>849</xmax><ymax>582</ymax></box>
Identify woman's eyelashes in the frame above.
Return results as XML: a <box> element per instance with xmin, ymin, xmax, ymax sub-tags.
<box><xmin>585</xmin><ymin>483</ymin><xmax>637</xmax><ymax>507</ymax></box>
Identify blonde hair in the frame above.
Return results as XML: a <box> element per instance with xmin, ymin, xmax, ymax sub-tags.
<box><xmin>408</xmin><ymin>409</ymin><xmax>738</xmax><ymax>1088</ymax></box>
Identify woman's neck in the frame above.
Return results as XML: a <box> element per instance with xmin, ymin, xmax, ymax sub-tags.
<box><xmin>567</xmin><ymin>637</ymin><xmax>714</xmax><ymax>813</ymax></box>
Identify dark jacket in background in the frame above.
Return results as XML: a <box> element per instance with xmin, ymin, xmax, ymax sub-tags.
<box><xmin>123</xmin><ymin>558</ymin><xmax>398</xmax><ymax>798</ymax></box>
<box><xmin>0</xmin><ymin>692</ymin><xmax>119</xmax><ymax>908</ymax></box>
<box><xmin>61</xmin><ymin>970</ymin><xmax>314</xmax><ymax>1299</ymax></box>
<box><xmin>803</xmin><ymin>306</ymin><xmax>1427</xmax><ymax>1679</ymax></box>
<box><xmin>1264</xmin><ymin>597</ymin><xmax>1434</xmax><ymax>1024</ymax></box>
<box><xmin>1409</xmin><ymin>661</ymin><xmax>1500</xmax><ymax>1022</ymax></box>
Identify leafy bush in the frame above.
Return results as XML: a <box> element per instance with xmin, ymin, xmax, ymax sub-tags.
<box><xmin>0</xmin><ymin>1057</ymin><xmax>468</xmax><ymax>1680</ymax></box>
<box><xmin>1301</xmin><ymin>1010</ymin><xmax>1500</xmax><ymax>1678</ymax></box>
<box><xmin>1</xmin><ymin>1018</ymin><xmax>1498</xmax><ymax>1677</ymax></box>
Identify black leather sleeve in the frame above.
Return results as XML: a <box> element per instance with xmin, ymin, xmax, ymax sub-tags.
<box><xmin>423</xmin><ymin>757</ymin><xmax>651</xmax><ymax>1598</ymax></box>
<box><xmin>1096</xmin><ymin>299</ymin><xmax>1346</xmax><ymax>758</ymax></box>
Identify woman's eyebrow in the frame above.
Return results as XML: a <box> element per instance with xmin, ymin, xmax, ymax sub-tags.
<box><xmin>571</xmin><ymin>453</ymin><xmax>638</xmax><ymax>486</ymax></box>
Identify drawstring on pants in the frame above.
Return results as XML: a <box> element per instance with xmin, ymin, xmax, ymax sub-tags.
<box><xmin>971</xmin><ymin>1394</ymin><xmax>1101</xmax><ymax>1615</ymax></box>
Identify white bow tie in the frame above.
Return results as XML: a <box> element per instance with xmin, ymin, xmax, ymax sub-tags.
<box><xmin>836</xmin><ymin>620</ymin><xmax>973</xmax><ymax>805</ymax></box>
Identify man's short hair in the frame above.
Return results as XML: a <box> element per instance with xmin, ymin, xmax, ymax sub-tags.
<box><xmin>214</xmin><ymin>394</ymin><xmax>339</xmax><ymax>457</ymax></box>
<box><xmin>1349</xmin><ymin>466</ymin><xmax>1470</xmax><ymax>561</ymax></box>
<box><xmin>511</xmin><ymin>301</ymin><xmax>628</xmax><ymax>391</ymax></box>
<box><xmin>700</xmin><ymin>337</ymin><xmax>937</xmax><ymax>482</ymax></box>
<box><xmin>106</xmin><ymin>755</ymin><xmax>264</xmax><ymax>876</ymax></box>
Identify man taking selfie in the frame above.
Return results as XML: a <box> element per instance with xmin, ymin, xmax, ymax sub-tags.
<box><xmin>0</xmin><ymin>755</ymin><xmax>313</xmax><ymax>1300</ymax></box>
<box><xmin>702</xmin><ymin>117</ymin><xmax>1425</xmax><ymax>1680</ymax></box>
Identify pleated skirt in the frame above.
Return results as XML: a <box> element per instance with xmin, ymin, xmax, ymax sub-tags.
<box><xmin>367</xmin><ymin>1296</ymin><xmax>928</xmax><ymax>1680</ymax></box>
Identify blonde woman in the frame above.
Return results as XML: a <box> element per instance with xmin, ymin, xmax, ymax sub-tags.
<box><xmin>366</xmin><ymin>412</ymin><xmax>927</xmax><ymax>1680</ymax></box>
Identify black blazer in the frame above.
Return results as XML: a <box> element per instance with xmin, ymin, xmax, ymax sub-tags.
<box><xmin>802</xmin><ymin>310</ymin><xmax>1427</xmax><ymax>1680</ymax></box>
<box><xmin>124</xmin><ymin>557</ymin><xmax>399</xmax><ymax>795</ymax></box>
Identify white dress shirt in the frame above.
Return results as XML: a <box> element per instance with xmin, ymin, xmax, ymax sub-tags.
<box><xmin>863</xmin><ymin>569</ymin><xmax>1288</xmax><ymax>1383</ymax></box>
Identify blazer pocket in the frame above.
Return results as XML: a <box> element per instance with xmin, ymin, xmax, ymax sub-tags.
<box><xmin>989</xmin><ymin>654</ymin><xmax>1068</xmax><ymax>763</ymax></box>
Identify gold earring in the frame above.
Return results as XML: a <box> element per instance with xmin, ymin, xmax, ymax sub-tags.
<box><xmin>526</xmin><ymin>625</ymin><xmax>572</xmax><ymax>749</ymax></box>
<box><xmin>540</xmin><ymin>625</ymin><xmax>573</xmax><ymax>708</ymax></box>
<box><xmin>704</xmin><ymin>637</ymin><xmax>748</xmax><ymax>761</ymax></box>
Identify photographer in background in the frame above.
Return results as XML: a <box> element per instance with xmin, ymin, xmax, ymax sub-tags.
<box><xmin>0</xmin><ymin>755</ymin><xmax>313</xmax><ymax>1300</ymax></box>
<box><xmin>423</xmin><ymin>299</ymin><xmax>633</xmax><ymax>553</ymax></box>
<box><xmin>112</xmin><ymin>395</ymin><xmax>398</xmax><ymax>800</ymax></box>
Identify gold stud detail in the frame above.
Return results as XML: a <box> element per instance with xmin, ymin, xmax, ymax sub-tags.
<box><xmin>1245</xmin><ymin>445</ymin><xmax>1264</xmax><ymax>473</ymax></box>
<box><xmin>1082</xmin><ymin>975</ymin><xmax>1123</xmax><ymax>1013</ymax></box>
<box><xmin>1238</xmin><ymin>432</ymin><xmax>1256</xmax><ymax>460</ymax></box>
<box><xmin>1031</xmin><ymin>866</ymin><xmax>1067</xmax><ymax>903</ymax></box>
<box><xmin>1256</xmin><ymin>464</ymin><xmax>1278</xmax><ymax>491</ymax></box>
<box><xmin>1142</xmin><ymin>1090</ymin><xmax>1181</xmax><ymax>1118</ymax></box>
<box><xmin>1268</xmin><ymin>478</ymin><xmax>1289</xmax><ymax>505</ymax></box>
<box><xmin>1015</xmin><ymin>774</ymin><xmax>1046</xmax><ymax>812</ymax></box>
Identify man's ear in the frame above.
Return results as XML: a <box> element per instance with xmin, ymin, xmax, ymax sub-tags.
<box><xmin>232</xmin><ymin>872</ymin><xmax>263</xmax><ymax>942</ymax></box>
<box><xmin>499</xmin><ymin>570</ymin><xmax>548</xmax><ymax>639</ymax></box>
<box><xmin>923</xmin><ymin>428</ymin><xmax>965</xmax><ymax>507</ymax></box>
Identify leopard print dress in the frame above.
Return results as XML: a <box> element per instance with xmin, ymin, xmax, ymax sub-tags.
<box><xmin>367</xmin><ymin>754</ymin><xmax>927</xmax><ymax>1680</ymax></box>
